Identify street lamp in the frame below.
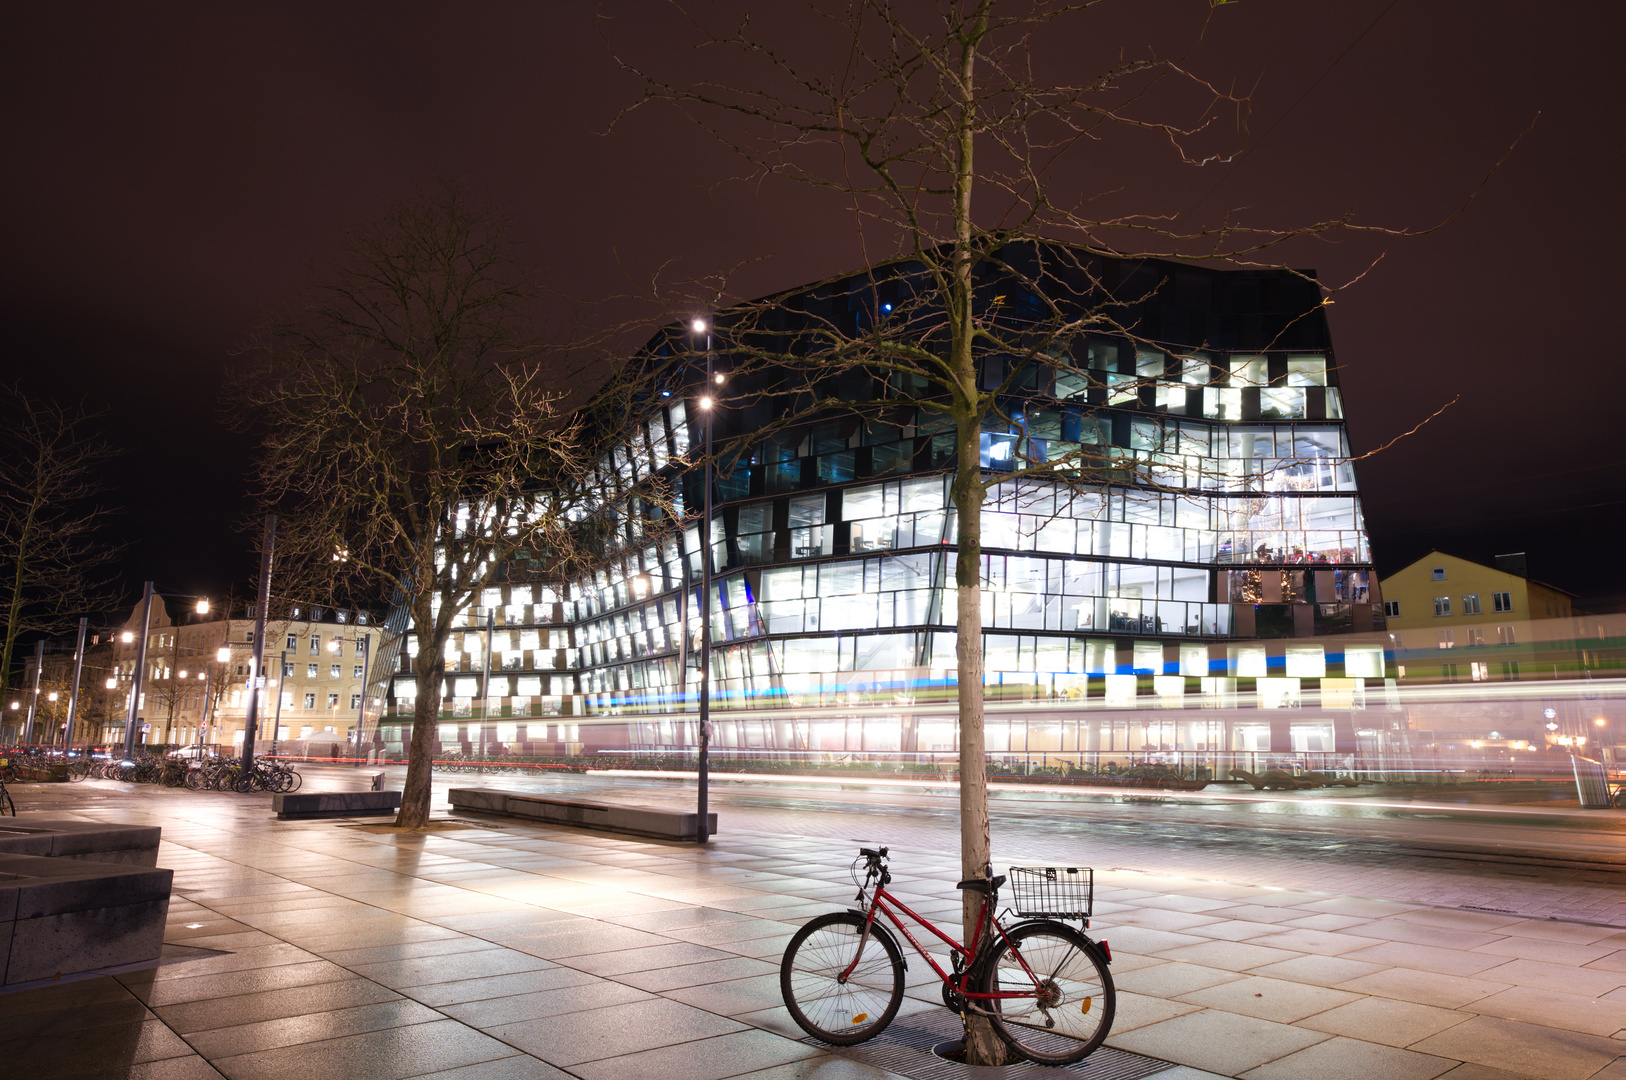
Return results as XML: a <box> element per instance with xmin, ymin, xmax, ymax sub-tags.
<box><xmin>692</xmin><ymin>315</ymin><xmax>714</xmax><ymax>844</ymax></box>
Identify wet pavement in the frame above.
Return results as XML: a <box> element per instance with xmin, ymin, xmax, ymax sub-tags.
<box><xmin>0</xmin><ymin>771</ymin><xmax>1620</xmax><ymax>1080</ymax></box>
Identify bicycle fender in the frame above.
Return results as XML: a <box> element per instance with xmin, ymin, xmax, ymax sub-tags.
<box><xmin>845</xmin><ymin>908</ymin><xmax>908</xmax><ymax>971</ymax></box>
<box><xmin>992</xmin><ymin>919</ymin><xmax>1114</xmax><ymax>972</ymax></box>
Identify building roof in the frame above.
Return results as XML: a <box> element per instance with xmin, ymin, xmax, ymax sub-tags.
<box><xmin>1393</xmin><ymin>550</ymin><xmax>1577</xmax><ymax>598</ymax></box>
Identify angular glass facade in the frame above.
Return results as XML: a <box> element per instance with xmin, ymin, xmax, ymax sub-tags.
<box><xmin>381</xmin><ymin>248</ymin><xmax>1386</xmax><ymax>759</ymax></box>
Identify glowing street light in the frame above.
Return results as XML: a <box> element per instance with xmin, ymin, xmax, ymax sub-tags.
<box><xmin>121</xmin><ymin>631</ymin><xmax>134</xmax><ymax>643</ymax></box>
<box><xmin>196</xmin><ymin>598</ymin><xmax>209</xmax><ymax>614</ymax></box>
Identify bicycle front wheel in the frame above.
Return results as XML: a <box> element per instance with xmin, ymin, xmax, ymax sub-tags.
<box><xmin>780</xmin><ymin>912</ymin><xmax>904</xmax><ymax>1046</ymax></box>
<box><xmin>979</xmin><ymin>921</ymin><xmax>1114</xmax><ymax>1065</ymax></box>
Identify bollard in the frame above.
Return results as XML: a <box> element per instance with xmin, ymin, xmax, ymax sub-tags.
<box><xmin>370</xmin><ymin>771</ymin><xmax>385</xmax><ymax>792</ymax></box>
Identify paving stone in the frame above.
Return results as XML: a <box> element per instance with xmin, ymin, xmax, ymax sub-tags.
<box><xmin>1174</xmin><ymin>974</ymin><xmax>1362</xmax><ymax>1024</ymax></box>
<box><xmin>1338</xmin><ymin>941</ymin><xmax>1513</xmax><ymax>977</ymax></box>
<box><xmin>1463</xmin><ymin>985</ymin><xmax>1626</xmax><ymax>1037</ymax></box>
<box><xmin>1408</xmin><ymin>1015</ymin><xmax>1626</xmax><ymax>1080</ymax></box>
<box><xmin>1238</xmin><ymin>1035</ymin><xmax>1458</xmax><ymax>1080</ymax></box>
<box><xmin>1293</xmin><ymin>995</ymin><xmax>1471</xmax><ymax>1046</ymax></box>
<box><xmin>1148</xmin><ymin>938</ymin><xmax>1307</xmax><ymax>971</ymax></box>
<box><xmin>1473</xmin><ymin>957</ymin><xmax>1624</xmax><ymax>998</ymax></box>
<box><xmin>568</xmin><ymin>1028</ymin><xmax>821</xmax><ymax>1080</ymax></box>
<box><xmin>1108</xmin><ymin>1007</ymin><xmax>1332</xmax><ymax>1076</ymax></box>
<box><xmin>209</xmin><ymin>1017</ymin><xmax>515</xmax><ymax>1080</ymax></box>
<box><xmin>1114</xmin><ymin>961</ymin><xmax>1247</xmax><ymax>998</ymax></box>
<box><xmin>486</xmin><ymin>996</ymin><xmax>747</xmax><ymax>1067</ymax></box>
<box><xmin>1467</xmin><ymin>936</ymin><xmax>1616</xmax><ymax>967</ymax></box>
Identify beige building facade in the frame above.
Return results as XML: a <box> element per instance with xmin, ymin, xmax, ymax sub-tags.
<box><xmin>1382</xmin><ymin>550</ymin><xmax>1578</xmax><ymax>683</ymax></box>
<box><xmin>100</xmin><ymin>599</ymin><xmax>392</xmax><ymax>752</ymax></box>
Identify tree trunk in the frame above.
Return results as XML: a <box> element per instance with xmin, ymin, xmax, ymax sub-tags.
<box><xmin>395</xmin><ymin>646</ymin><xmax>445</xmax><ymax>828</ymax></box>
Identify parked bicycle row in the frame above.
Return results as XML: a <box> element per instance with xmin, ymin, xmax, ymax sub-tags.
<box><xmin>0</xmin><ymin>747</ymin><xmax>301</xmax><ymax>793</ymax></box>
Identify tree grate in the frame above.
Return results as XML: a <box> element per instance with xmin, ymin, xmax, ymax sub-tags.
<box><xmin>801</xmin><ymin>1008</ymin><xmax>1174</xmax><ymax>1080</ymax></box>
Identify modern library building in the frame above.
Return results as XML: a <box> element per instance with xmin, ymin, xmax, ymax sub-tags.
<box><xmin>380</xmin><ymin>243</ymin><xmax>1395</xmax><ymax>766</ymax></box>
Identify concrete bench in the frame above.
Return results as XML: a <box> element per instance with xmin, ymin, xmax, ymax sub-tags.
<box><xmin>0</xmin><ymin>821</ymin><xmax>162</xmax><ymax>867</ymax></box>
<box><xmin>0</xmin><ymin>821</ymin><xmax>173</xmax><ymax>986</ymax></box>
<box><xmin>272</xmin><ymin>790</ymin><xmax>402</xmax><ymax>820</ymax></box>
<box><xmin>449</xmin><ymin>788</ymin><xmax>716</xmax><ymax>841</ymax></box>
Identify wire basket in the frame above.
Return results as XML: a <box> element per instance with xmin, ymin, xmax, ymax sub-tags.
<box><xmin>1007</xmin><ymin>866</ymin><xmax>1094</xmax><ymax>920</ymax></box>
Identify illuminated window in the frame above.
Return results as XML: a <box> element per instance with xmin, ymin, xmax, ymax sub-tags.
<box><xmin>1285</xmin><ymin>645</ymin><xmax>1325</xmax><ymax>678</ymax></box>
<box><xmin>1438</xmin><ymin>630</ymin><xmax>1455</xmax><ymax>649</ymax></box>
<box><xmin>1497</xmin><ymin>625</ymin><xmax>1517</xmax><ymax>646</ymax></box>
<box><xmin>1344</xmin><ymin>646</ymin><xmax>1385</xmax><ymax>678</ymax></box>
<box><xmin>303</xmin><ymin>693</ymin><xmax>315</xmax><ymax>709</ymax></box>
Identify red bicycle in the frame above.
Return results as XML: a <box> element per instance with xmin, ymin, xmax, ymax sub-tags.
<box><xmin>779</xmin><ymin>846</ymin><xmax>1115</xmax><ymax>1065</ymax></box>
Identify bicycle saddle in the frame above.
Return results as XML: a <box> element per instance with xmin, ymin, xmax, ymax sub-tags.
<box><xmin>955</xmin><ymin>874</ymin><xmax>1007</xmax><ymax>894</ymax></box>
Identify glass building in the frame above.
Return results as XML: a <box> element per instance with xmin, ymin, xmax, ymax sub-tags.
<box><xmin>380</xmin><ymin>245</ymin><xmax>1390</xmax><ymax>763</ymax></box>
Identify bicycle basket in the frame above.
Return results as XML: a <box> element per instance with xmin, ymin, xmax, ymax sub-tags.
<box><xmin>1007</xmin><ymin>866</ymin><xmax>1093</xmax><ymax>920</ymax></box>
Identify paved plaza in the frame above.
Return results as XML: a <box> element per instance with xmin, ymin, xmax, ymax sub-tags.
<box><xmin>1</xmin><ymin>778</ymin><xmax>1623</xmax><ymax>1080</ymax></box>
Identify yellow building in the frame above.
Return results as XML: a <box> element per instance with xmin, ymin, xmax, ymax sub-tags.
<box><xmin>102</xmin><ymin>599</ymin><xmax>392</xmax><ymax>752</ymax></box>
<box><xmin>1382</xmin><ymin>550</ymin><xmax>1577</xmax><ymax>683</ymax></box>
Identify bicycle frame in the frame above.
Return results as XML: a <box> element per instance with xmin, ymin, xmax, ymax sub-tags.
<box><xmin>842</xmin><ymin>876</ymin><xmax>1045</xmax><ymax>1005</ymax></box>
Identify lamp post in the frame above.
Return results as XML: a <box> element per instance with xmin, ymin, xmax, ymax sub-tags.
<box><xmin>22</xmin><ymin>639</ymin><xmax>43</xmax><ymax>746</ymax></box>
<box><xmin>63</xmin><ymin>617</ymin><xmax>88</xmax><ymax>750</ymax></box>
<box><xmin>240</xmin><ymin>515</ymin><xmax>276</xmax><ymax>773</ymax></box>
<box><xmin>479</xmin><ymin>607</ymin><xmax>494</xmax><ymax>755</ymax></box>
<box><xmin>269</xmin><ymin>650</ymin><xmax>288</xmax><ymax>755</ymax></box>
<box><xmin>692</xmin><ymin>315</ymin><xmax>715</xmax><ymax>845</ymax></box>
<box><xmin>121</xmin><ymin>581</ymin><xmax>155</xmax><ymax>758</ymax></box>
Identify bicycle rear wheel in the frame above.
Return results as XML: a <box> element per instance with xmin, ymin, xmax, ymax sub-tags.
<box><xmin>979</xmin><ymin>921</ymin><xmax>1114</xmax><ymax>1065</ymax></box>
<box><xmin>780</xmin><ymin>912</ymin><xmax>904</xmax><ymax>1045</ymax></box>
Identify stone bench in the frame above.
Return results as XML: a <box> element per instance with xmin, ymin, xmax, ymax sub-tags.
<box><xmin>0</xmin><ymin>821</ymin><xmax>162</xmax><ymax>867</ymax></box>
<box><xmin>449</xmin><ymin>788</ymin><xmax>716</xmax><ymax>841</ymax></box>
<box><xmin>0</xmin><ymin>822</ymin><xmax>173</xmax><ymax>986</ymax></box>
<box><xmin>272</xmin><ymin>790</ymin><xmax>402</xmax><ymax>820</ymax></box>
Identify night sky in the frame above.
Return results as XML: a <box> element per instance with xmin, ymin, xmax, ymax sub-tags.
<box><xmin>2</xmin><ymin>1</ymin><xmax>1621</xmax><ymax>615</ymax></box>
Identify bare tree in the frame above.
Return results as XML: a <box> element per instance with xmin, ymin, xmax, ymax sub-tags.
<box><xmin>232</xmin><ymin>185</ymin><xmax>629</xmax><ymax>828</ymax></box>
<box><xmin>0</xmin><ymin>385</ymin><xmax>122</xmax><ymax>704</ymax></box>
<box><xmin>611</xmin><ymin>1</ymin><xmax>1520</xmax><ymax>1060</ymax></box>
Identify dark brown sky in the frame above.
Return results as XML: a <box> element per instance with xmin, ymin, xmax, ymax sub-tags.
<box><xmin>2</xmin><ymin>1</ymin><xmax>1621</xmax><ymax>611</ymax></box>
